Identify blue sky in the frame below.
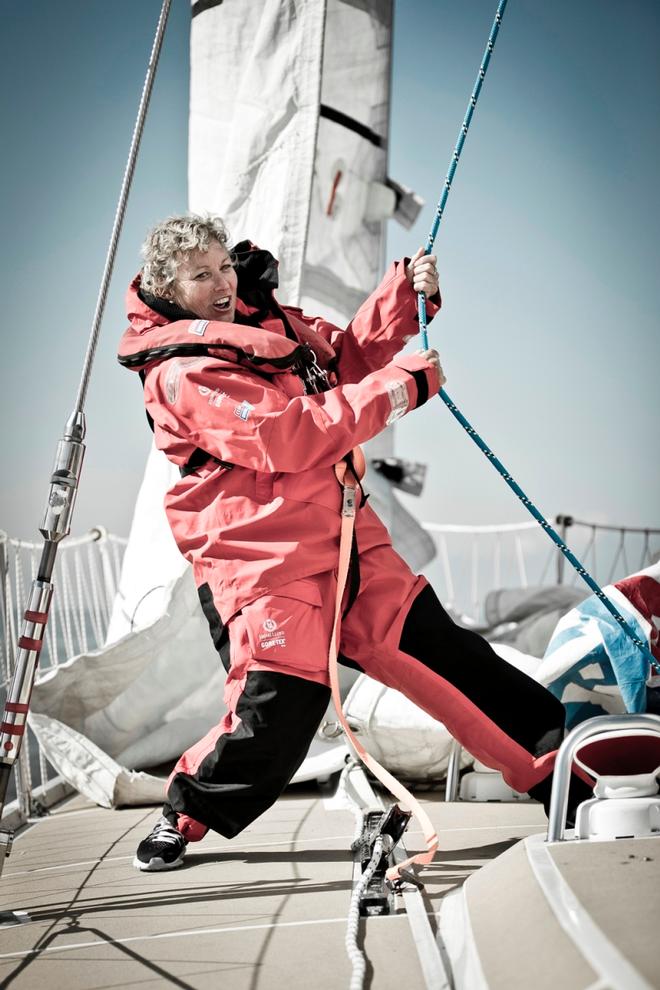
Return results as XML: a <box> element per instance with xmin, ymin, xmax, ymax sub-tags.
<box><xmin>1</xmin><ymin>0</ymin><xmax>658</xmax><ymax>546</ymax></box>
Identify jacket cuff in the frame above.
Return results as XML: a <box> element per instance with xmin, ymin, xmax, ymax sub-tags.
<box><xmin>391</xmin><ymin>353</ymin><xmax>440</xmax><ymax>408</ymax></box>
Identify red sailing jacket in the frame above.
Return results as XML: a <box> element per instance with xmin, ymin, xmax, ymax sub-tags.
<box><xmin>119</xmin><ymin>249</ymin><xmax>441</xmax><ymax>621</ymax></box>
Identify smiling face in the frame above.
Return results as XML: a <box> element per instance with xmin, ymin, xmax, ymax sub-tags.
<box><xmin>171</xmin><ymin>240</ymin><xmax>238</xmax><ymax>322</ymax></box>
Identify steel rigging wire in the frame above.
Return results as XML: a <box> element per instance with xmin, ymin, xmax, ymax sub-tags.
<box><xmin>0</xmin><ymin>0</ymin><xmax>173</xmax><ymax>883</ymax></box>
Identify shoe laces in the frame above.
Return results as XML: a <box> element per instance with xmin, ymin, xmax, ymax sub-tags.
<box><xmin>150</xmin><ymin>816</ymin><xmax>183</xmax><ymax>845</ymax></box>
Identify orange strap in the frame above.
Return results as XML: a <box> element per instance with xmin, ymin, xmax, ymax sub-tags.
<box><xmin>331</xmin><ymin>457</ymin><xmax>438</xmax><ymax>882</ymax></box>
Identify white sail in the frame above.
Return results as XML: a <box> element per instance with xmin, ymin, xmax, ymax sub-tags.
<box><xmin>188</xmin><ymin>0</ymin><xmax>326</xmax><ymax>305</ymax></box>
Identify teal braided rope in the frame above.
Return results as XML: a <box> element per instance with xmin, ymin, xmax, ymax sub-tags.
<box><xmin>439</xmin><ymin>387</ymin><xmax>659</xmax><ymax>674</ymax></box>
<box><xmin>414</xmin><ymin>0</ymin><xmax>655</xmax><ymax>675</ymax></box>
<box><xmin>419</xmin><ymin>0</ymin><xmax>508</xmax><ymax>348</ymax></box>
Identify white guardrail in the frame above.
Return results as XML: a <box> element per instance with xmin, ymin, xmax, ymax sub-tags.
<box><xmin>1</xmin><ymin>517</ymin><xmax>658</xmax><ymax>827</ymax></box>
<box><xmin>0</xmin><ymin>528</ymin><xmax>127</xmax><ymax>826</ymax></box>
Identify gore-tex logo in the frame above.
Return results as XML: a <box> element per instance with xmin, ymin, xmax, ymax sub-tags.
<box><xmin>259</xmin><ymin>616</ymin><xmax>286</xmax><ymax>650</ymax></box>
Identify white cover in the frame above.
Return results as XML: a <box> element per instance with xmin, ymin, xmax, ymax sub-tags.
<box><xmin>105</xmin><ymin>444</ymin><xmax>184</xmax><ymax>643</ymax></box>
<box><xmin>31</xmin><ymin>565</ymin><xmax>224</xmax><ymax>805</ymax></box>
<box><xmin>298</xmin><ymin>0</ymin><xmax>393</xmax><ymax>319</ymax></box>
<box><xmin>29</xmin><ymin>714</ymin><xmax>166</xmax><ymax>809</ymax></box>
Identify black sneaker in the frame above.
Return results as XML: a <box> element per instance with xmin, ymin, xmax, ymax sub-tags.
<box><xmin>133</xmin><ymin>815</ymin><xmax>187</xmax><ymax>871</ymax></box>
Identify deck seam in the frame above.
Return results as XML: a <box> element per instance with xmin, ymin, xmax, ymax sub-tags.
<box><xmin>0</xmin><ymin>913</ymin><xmax>408</xmax><ymax>962</ymax></box>
<box><xmin>2</xmin><ymin>830</ymin><xmax>360</xmax><ymax>879</ymax></box>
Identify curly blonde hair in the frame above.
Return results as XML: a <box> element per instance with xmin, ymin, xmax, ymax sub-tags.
<box><xmin>141</xmin><ymin>214</ymin><xmax>232</xmax><ymax>297</ymax></box>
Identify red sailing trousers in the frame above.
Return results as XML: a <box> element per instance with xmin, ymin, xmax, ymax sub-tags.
<box><xmin>165</xmin><ymin>542</ymin><xmax>570</xmax><ymax>842</ymax></box>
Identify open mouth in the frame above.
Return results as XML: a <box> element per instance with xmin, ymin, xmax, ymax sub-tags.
<box><xmin>212</xmin><ymin>296</ymin><xmax>232</xmax><ymax>314</ymax></box>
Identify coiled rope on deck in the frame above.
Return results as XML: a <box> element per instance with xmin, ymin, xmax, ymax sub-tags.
<box><xmin>346</xmin><ymin>838</ymin><xmax>385</xmax><ymax>990</ymax></box>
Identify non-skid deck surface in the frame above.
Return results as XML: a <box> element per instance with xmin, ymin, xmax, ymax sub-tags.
<box><xmin>0</xmin><ymin>789</ymin><xmax>547</xmax><ymax>989</ymax></box>
<box><xmin>462</xmin><ymin>830</ymin><xmax>660</xmax><ymax>990</ymax></box>
<box><xmin>549</xmin><ymin>837</ymin><xmax>660</xmax><ymax>989</ymax></box>
<box><xmin>467</xmin><ymin>837</ymin><xmax>599</xmax><ymax>990</ymax></box>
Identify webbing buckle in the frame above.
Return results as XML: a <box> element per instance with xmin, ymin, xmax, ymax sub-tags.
<box><xmin>342</xmin><ymin>484</ymin><xmax>356</xmax><ymax>517</ymax></box>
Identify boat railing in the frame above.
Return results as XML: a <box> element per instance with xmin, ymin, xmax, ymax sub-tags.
<box><xmin>0</xmin><ymin>527</ymin><xmax>127</xmax><ymax>824</ymax></box>
<box><xmin>422</xmin><ymin>515</ymin><xmax>660</xmax><ymax>623</ymax></box>
<box><xmin>1</xmin><ymin>515</ymin><xmax>658</xmax><ymax>824</ymax></box>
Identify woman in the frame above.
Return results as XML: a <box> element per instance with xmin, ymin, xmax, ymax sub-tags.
<box><xmin>120</xmin><ymin>214</ymin><xmax>579</xmax><ymax>871</ymax></box>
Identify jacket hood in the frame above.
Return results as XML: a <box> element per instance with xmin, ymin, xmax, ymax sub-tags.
<box><xmin>120</xmin><ymin>240</ymin><xmax>312</xmax><ymax>375</ymax></box>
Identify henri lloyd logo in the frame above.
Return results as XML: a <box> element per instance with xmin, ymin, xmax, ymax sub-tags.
<box><xmin>234</xmin><ymin>400</ymin><xmax>254</xmax><ymax>422</ymax></box>
<box><xmin>259</xmin><ymin>616</ymin><xmax>286</xmax><ymax>651</ymax></box>
<box><xmin>198</xmin><ymin>385</ymin><xmax>227</xmax><ymax>408</ymax></box>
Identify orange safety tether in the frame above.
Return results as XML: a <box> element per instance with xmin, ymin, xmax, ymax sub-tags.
<box><xmin>330</xmin><ymin>453</ymin><xmax>438</xmax><ymax>882</ymax></box>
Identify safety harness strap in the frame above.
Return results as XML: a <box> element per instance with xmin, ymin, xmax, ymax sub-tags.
<box><xmin>330</xmin><ymin>458</ymin><xmax>439</xmax><ymax>882</ymax></box>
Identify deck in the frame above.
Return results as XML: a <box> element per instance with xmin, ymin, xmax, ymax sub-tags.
<box><xmin>0</xmin><ymin>778</ymin><xmax>657</xmax><ymax>989</ymax></box>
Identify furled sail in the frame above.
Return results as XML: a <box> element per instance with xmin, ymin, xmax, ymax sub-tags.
<box><xmin>187</xmin><ymin>0</ymin><xmax>432</xmax><ymax>563</ymax></box>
